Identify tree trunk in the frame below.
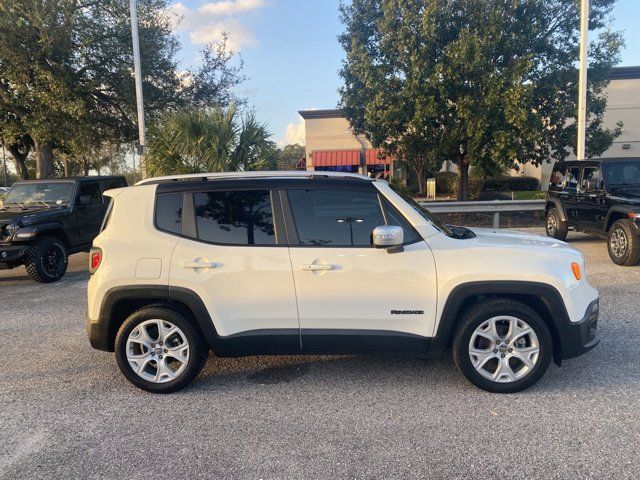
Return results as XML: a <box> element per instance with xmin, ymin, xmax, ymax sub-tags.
<box><xmin>456</xmin><ymin>153</ymin><xmax>469</xmax><ymax>201</ymax></box>
<box><xmin>82</xmin><ymin>158</ymin><xmax>90</xmax><ymax>176</ymax></box>
<box><xmin>7</xmin><ymin>145</ymin><xmax>30</xmax><ymax>179</ymax></box>
<box><xmin>63</xmin><ymin>158</ymin><xmax>69</xmax><ymax>178</ymax></box>
<box><xmin>416</xmin><ymin>166</ymin><xmax>426</xmax><ymax>196</ymax></box>
<box><xmin>34</xmin><ymin>140</ymin><xmax>55</xmax><ymax>179</ymax></box>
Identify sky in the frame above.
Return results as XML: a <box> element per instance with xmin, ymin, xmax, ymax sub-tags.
<box><xmin>171</xmin><ymin>0</ymin><xmax>640</xmax><ymax>147</ymax></box>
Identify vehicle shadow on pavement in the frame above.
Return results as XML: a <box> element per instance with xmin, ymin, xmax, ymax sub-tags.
<box><xmin>189</xmin><ymin>331</ymin><xmax>637</xmax><ymax>395</ymax></box>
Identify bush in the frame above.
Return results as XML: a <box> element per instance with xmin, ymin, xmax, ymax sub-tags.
<box><xmin>435</xmin><ymin>172</ymin><xmax>457</xmax><ymax>195</ymax></box>
<box><xmin>483</xmin><ymin>176</ymin><xmax>539</xmax><ymax>192</ymax></box>
<box><xmin>431</xmin><ymin>172</ymin><xmax>540</xmax><ymax>198</ymax></box>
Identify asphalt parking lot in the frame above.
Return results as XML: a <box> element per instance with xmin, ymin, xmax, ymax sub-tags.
<box><xmin>1</xmin><ymin>230</ymin><xmax>639</xmax><ymax>479</ymax></box>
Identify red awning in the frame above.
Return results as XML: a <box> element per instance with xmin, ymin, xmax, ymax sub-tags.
<box><xmin>312</xmin><ymin>150</ymin><xmax>360</xmax><ymax>167</ymax></box>
<box><xmin>312</xmin><ymin>149</ymin><xmax>391</xmax><ymax>167</ymax></box>
<box><xmin>366</xmin><ymin>149</ymin><xmax>391</xmax><ymax>165</ymax></box>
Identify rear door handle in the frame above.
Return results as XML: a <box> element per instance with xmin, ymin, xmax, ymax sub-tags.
<box><xmin>180</xmin><ymin>261</ymin><xmax>218</xmax><ymax>269</ymax></box>
<box><xmin>299</xmin><ymin>264</ymin><xmax>335</xmax><ymax>271</ymax></box>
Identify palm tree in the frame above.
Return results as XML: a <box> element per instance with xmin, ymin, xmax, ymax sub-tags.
<box><xmin>145</xmin><ymin>106</ymin><xmax>278</xmax><ymax>176</ymax></box>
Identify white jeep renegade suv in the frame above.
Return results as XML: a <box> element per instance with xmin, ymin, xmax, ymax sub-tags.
<box><xmin>87</xmin><ymin>172</ymin><xmax>600</xmax><ymax>393</ymax></box>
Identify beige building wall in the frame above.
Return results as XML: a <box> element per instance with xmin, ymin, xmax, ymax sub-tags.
<box><xmin>300</xmin><ymin>110</ymin><xmax>372</xmax><ymax>170</ymax></box>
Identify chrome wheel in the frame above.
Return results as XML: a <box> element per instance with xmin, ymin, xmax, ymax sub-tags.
<box><xmin>126</xmin><ymin>319</ymin><xmax>190</xmax><ymax>383</ymax></box>
<box><xmin>609</xmin><ymin>228</ymin><xmax>628</xmax><ymax>258</ymax></box>
<box><xmin>468</xmin><ymin>316</ymin><xmax>540</xmax><ymax>383</ymax></box>
<box><xmin>546</xmin><ymin>213</ymin><xmax>557</xmax><ymax>237</ymax></box>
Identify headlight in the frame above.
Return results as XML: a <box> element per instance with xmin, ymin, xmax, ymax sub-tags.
<box><xmin>1</xmin><ymin>223</ymin><xmax>17</xmax><ymax>239</ymax></box>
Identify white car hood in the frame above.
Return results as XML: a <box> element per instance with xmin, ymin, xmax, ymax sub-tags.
<box><xmin>467</xmin><ymin>227</ymin><xmax>577</xmax><ymax>252</ymax></box>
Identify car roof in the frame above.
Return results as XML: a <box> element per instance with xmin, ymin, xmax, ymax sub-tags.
<box><xmin>12</xmin><ymin>176</ymin><xmax>125</xmax><ymax>185</ymax></box>
<box><xmin>136</xmin><ymin>170</ymin><xmax>373</xmax><ymax>186</ymax></box>
<box><xmin>557</xmin><ymin>157</ymin><xmax>640</xmax><ymax>166</ymax></box>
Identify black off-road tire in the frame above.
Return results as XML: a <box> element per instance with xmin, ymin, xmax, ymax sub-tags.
<box><xmin>545</xmin><ymin>207</ymin><xmax>568</xmax><ymax>241</ymax></box>
<box><xmin>24</xmin><ymin>236</ymin><xmax>69</xmax><ymax>283</ymax></box>
<box><xmin>115</xmin><ymin>307</ymin><xmax>209</xmax><ymax>393</ymax></box>
<box><xmin>452</xmin><ymin>298</ymin><xmax>553</xmax><ymax>394</ymax></box>
<box><xmin>607</xmin><ymin>219</ymin><xmax>640</xmax><ymax>266</ymax></box>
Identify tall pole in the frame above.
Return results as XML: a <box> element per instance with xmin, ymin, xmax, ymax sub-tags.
<box><xmin>577</xmin><ymin>0</ymin><xmax>589</xmax><ymax>160</ymax></box>
<box><xmin>129</xmin><ymin>0</ymin><xmax>147</xmax><ymax>178</ymax></box>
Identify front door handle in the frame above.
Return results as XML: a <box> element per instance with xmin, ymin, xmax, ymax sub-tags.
<box><xmin>299</xmin><ymin>264</ymin><xmax>335</xmax><ymax>271</ymax></box>
<box><xmin>180</xmin><ymin>261</ymin><xmax>218</xmax><ymax>269</ymax></box>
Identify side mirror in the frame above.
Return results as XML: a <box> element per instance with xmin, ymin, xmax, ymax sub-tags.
<box><xmin>78</xmin><ymin>194</ymin><xmax>92</xmax><ymax>206</ymax></box>
<box><xmin>373</xmin><ymin>225</ymin><xmax>404</xmax><ymax>253</ymax></box>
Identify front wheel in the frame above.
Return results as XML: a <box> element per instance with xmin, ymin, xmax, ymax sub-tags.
<box><xmin>24</xmin><ymin>236</ymin><xmax>69</xmax><ymax>283</ymax></box>
<box><xmin>607</xmin><ymin>219</ymin><xmax>640</xmax><ymax>266</ymax></box>
<box><xmin>545</xmin><ymin>207</ymin><xmax>568</xmax><ymax>241</ymax></box>
<box><xmin>115</xmin><ymin>307</ymin><xmax>208</xmax><ymax>393</ymax></box>
<box><xmin>452</xmin><ymin>299</ymin><xmax>553</xmax><ymax>393</ymax></box>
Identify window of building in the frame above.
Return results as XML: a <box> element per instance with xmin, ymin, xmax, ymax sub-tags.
<box><xmin>193</xmin><ymin>190</ymin><xmax>275</xmax><ymax>245</ymax></box>
<box><xmin>155</xmin><ymin>193</ymin><xmax>183</xmax><ymax>235</ymax></box>
<box><xmin>287</xmin><ymin>189</ymin><xmax>386</xmax><ymax>246</ymax></box>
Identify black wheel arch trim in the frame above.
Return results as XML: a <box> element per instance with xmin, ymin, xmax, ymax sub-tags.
<box><xmin>604</xmin><ymin>207</ymin><xmax>638</xmax><ymax>232</ymax></box>
<box><xmin>430</xmin><ymin>281</ymin><xmax>584</xmax><ymax>366</ymax></box>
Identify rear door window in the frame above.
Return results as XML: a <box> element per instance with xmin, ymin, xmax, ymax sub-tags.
<box><xmin>193</xmin><ymin>190</ymin><xmax>275</xmax><ymax>245</ymax></box>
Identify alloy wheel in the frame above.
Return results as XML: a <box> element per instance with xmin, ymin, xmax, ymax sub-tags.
<box><xmin>468</xmin><ymin>316</ymin><xmax>540</xmax><ymax>383</ymax></box>
<box><xmin>610</xmin><ymin>228</ymin><xmax>628</xmax><ymax>258</ymax></box>
<box><xmin>546</xmin><ymin>214</ymin><xmax>557</xmax><ymax>237</ymax></box>
<box><xmin>126</xmin><ymin>319</ymin><xmax>190</xmax><ymax>383</ymax></box>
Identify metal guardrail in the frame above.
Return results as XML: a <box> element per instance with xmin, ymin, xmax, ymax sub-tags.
<box><xmin>418</xmin><ymin>199</ymin><xmax>546</xmax><ymax>229</ymax></box>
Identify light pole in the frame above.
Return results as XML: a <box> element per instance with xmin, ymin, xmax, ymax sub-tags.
<box><xmin>577</xmin><ymin>0</ymin><xmax>589</xmax><ymax>160</ymax></box>
<box><xmin>129</xmin><ymin>0</ymin><xmax>147</xmax><ymax>178</ymax></box>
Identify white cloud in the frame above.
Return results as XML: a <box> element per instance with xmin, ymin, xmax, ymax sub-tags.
<box><xmin>283</xmin><ymin>118</ymin><xmax>306</xmax><ymax>146</ymax></box>
<box><xmin>199</xmin><ymin>0</ymin><xmax>264</xmax><ymax>16</ymax></box>
<box><xmin>171</xmin><ymin>0</ymin><xmax>264</xmax><ymax>51</ymax></box>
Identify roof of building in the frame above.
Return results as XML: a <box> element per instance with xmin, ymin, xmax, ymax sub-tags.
<box><xmin>610</xmin><ymin>66</ymin><xmax>640</xmax><ymax>80</ymax></box>
<box><xmin>298</xmin><ymin>109</ymin><xmax>344</xmax><ymax>119</ymax></box>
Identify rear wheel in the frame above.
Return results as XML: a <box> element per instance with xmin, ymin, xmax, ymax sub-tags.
<box><xmin>545</xmin><ymin>207</ymin><xmax>568</xmax><ymax>241</ymax></box>
<box><xmin>115</xmin><ymin>307</ymin><xmax>208</xmax><ymax>393</ymax></box>
<box><xmin>452</xmin><ymin>299</ymin><xmax>552</xmax><ymax>393</ymax></box>
<box><xmin>24</xmin><ymin>236</ymin><xmax>69</xmax><ymax>283</ymax></box>
<box><xmin>607</xmin><ymin>219</ymin><xmax>640</xmax><ymax>266</ymax></box>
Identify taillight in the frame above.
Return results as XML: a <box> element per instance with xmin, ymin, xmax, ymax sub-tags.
<box><xmin>90</xmin><ymin>247</ymin><xmax>102</xmax><ymax>274</ymax></box>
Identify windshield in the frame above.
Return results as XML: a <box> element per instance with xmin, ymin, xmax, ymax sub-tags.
<box><xmin>5</xmin><ymin>182</ymin><xmax>74</xmax><ymax>206</ymax></box>
<box><xmin>604</xmin><ymin>161</ymin><xmax>640</xmax><ymax>189</ymax></box>
<box><xmin>389</xmin><ymin>184</ymin><xmax>454</xmax><ymax>237</ymax></box>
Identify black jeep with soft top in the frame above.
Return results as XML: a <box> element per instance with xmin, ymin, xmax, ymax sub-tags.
<box><xmin>0</xmin><ymin>176</ymin><xmax>126</xmax><ymax>282</ymax></box>
<box><xmin>545</xmin><ymin>158</ymin><xmax>640</xmax><ymax>266</ymax></box>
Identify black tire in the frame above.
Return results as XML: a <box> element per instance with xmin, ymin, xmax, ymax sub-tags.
<box><xmin>545</xmin><ymin>207</ymin><xmax>568</xmax><ymax>241</ymax></box>
<box><xmin>607</xmin><ymin>219</ymin><xmax>640</xmax><ymax>266</ymax></box>
<box><xmin>115</xmin><ymin>307</ymin><xmax>209</xmax><ymax>393</ymax></box>
<box><xmin>452</xmin><ymin>298</ymin><xmax>553</xmax><ymax>393</ymax></box>
<box><xmin>24</xmin><ymin>236</ymin><xmax>69</xmax><ymax>283</ymax></box>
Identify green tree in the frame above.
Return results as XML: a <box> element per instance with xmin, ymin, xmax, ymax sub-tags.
<box><xmin>277</xmin><ymin>144</ymin><xmax>306</xmax><ymax>170</ymax></box>
<box><xmin>339</xmin><ymin>0</ymin><xmax>623</xmax><ymax>200</ymax></box>
<box><xmin>145</xmin><ymin>107</ymin><xmax>278</xmax><ymax>176</ymax></box>
<box><xmin>0</xmin><ymin>0</ymin><xmax>245</xmax><ymax>179</ymax></box>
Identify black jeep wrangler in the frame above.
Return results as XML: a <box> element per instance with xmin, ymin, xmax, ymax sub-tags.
<box><xmin>0</xmin><ymin>176</ymin><xmax>126</xmax><ymax>282</ymax></box>
<box><xmin>545</xmin><ymin>158</ymin><xmax>640</xmax><ymax>266</ymax></box>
